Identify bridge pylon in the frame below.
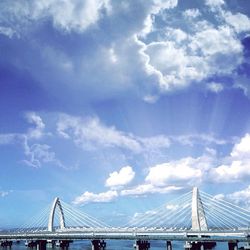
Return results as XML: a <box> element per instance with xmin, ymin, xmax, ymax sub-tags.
<box><xmin>191</xmin><ymin>187</ymin><xmax>208</xmax><ymax>231</ymax></box>
<box><xmin>48</xmin><ymin>197</ymin><xmax>66</xmax><ymax>232</ymax></box>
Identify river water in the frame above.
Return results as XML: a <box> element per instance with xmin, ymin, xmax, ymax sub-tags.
<box><xmin>10</xmin><ymin>240</ymin><xmax>247</xmax><ymax>250</ymax></box>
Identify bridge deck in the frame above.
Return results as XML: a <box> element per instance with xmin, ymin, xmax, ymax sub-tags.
<box><xmin>0</xmin><ymin>230</ymin><xmax>249</xmax><ymax>242</ymax></box>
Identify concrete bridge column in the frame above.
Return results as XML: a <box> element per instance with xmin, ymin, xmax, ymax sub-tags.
<box><xmin>0</xmin><ymin>241</ymin><xmax>12</xmax><ymax>248</ymax></box>
<box><xmin>36</xmin><ymin>241</ymin><xmax>46</xmax><ymax>250</ymax></box>
<box><xmin>26</xmin><ymin>241</ymin><xmax>37</xmax><ymax>248</ymax></box>
<box><xmin>228</xmin><ymin>241</ymin><xmax>238</xmax><ymax>250</ymax></box>
<box><xmin>184</xmin><ymin>242</ymin><xmax>206</xmax><ymax>250</ymax></box>
<box><xmin>166</xmin><ymin>241</ymin><xmax>172</xmax><ymax>250</ymax></box>
<box><xmin>91</xmin><ymin>240</ymin><xmax>106</xmax><ymax>250</ymax></box>
<box><xmin>244</xmin><ymin>242</ymin><xmax>250</xmax><ymax>249</ymax></box>
<box><xmin>200</xmin><ymin>243</ymin><xmax>204</xmax><ymax>250</ymax></box>
<box><xmin>134</xmin><ymin>240</ymin><xmax>150</xmax><ymax>250</ymax></box>
<box><xmin>58</xmin><ymin>240</ymin><xmax>73</xmax><ymax>249</ymax></box>
<box><xmin>46</xmin><ymin>240</ymin><xmax>55</xmax><ymax>248</ymax></box>
<box><xmin>203</xmin><ymin>242</ymin><xmax>216</xmax><ymax>249</ymax></box>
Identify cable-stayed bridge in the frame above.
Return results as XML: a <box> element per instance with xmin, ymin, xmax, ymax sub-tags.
<box><xmin>1</xmin><ymin>187</ymin><xmax>250</xmax><ymax>250</ymax></box>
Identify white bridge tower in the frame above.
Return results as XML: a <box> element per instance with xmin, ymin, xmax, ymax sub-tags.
<box><xmin>48</xmin><ymin>197</ymin><xmax>66</xmax><ymax>232</ymax></box>
<box><xmin>191</xmin><ymin>187</ymin><xmax>208</xmax><ymax>231</ymax></box>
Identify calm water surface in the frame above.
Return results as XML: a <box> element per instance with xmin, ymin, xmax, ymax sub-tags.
<box><xmin>10</xmin><ymin>240</ymin><xmax>247</xmax><ymax>250</ymax></box>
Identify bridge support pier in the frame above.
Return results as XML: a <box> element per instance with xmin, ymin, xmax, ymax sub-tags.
<box><xmin>0</xmin><ymin>241</ymin><xmax>12</xmax><ymax>248</ymax></box>
<box><xmin>184</xmin><ymin>242</ymin><xmax>216</xmax><ymax>250</ymax></box>
<box><xmin>46</xmin><ymin>240</ymin><xmax>55</xmax><ymax>248</ymax></box>
<box><xmin>36</xmin><ymin>241</ymin><xmax>46</xmax><ymax>250</ymax></box>
<box><xmin>58</xmin><ymin>240</ymin><xmax>73</xmax><ymax>249</ymax></box>
<box><xmin>228</xmin><ymin>241</ymin><xmax>238</xmax><ymax>250</ymax></box>
<box><xmin>91</xmin><ymin>240</ymin><xmax>106</xmax><ymax>250</ymax></box>
<box><xmin>134</xmin><ymin>240</ymin><xmax>150</xmax><ymax>250</ymax></box>
<box><xmin>166</xmin><ymin>241</ymin><xmax>172</xmax><ymax>250</ymax></box>
<box><xmin>244</xmin><ymin>242</ymin><xmax>250</xmax><ymax>249</ymax></box>
<box><xmin>26</xmin><ymin>241</ymin><xmax>37</xmax><ymax>248</ymax></box>
<box><xmin>203</xmin><ymin>242</ymin><xmax>216</xmax><ymax>249</ymax></box>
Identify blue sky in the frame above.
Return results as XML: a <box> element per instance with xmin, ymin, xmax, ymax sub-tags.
<box><xmin>1</xmin><ymin>0</ymin><xmax>250</xmax><ymax>227</ymax></box>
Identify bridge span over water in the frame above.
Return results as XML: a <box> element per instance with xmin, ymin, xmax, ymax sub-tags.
<box><xmin>1</xmin><ymin>187</ymin><xmax>250</xmax><ymax>250</ymax></box>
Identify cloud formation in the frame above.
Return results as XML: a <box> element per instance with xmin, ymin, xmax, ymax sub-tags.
<box><xmin>0</xmin><ymin>190</ymin><xmax>10</xmax><ymax>198</ymax></box>
<box><xmin>136</xmin><ymin>6</ymin><xmax>244</xmax><ymax>92</ymax></box>
<box><xmin>0</xmin><ymin>0</ymin><xmax>249</xmax><ymax>103</ymax></box>
<box><xmin>105</xmin><ymin>166</ymin><xmax>135</xmax><ymax>188</ymax></box>
<box><xmin>213</xmin><ymin>185</ymin><xmax>250</xmax><ymax>208</ymax></box>
<box><xmin>0</xmin><ymin>0</ymin><xmax>112</xmax><ymax>33</ymax></box>
<box><xmin>144</xmin><ymin>133</ymin><xmax>250</xmax><ymax>186</ymax></box>
<box><xmin>71</xmin><ymin>132</ymin><xmax>250</xmax><ymax>204</ymax></box>
<box><xmin>227</xmin><ymin>186</ymin><xmax>250</xmax><ymax>206</ymax></box>
<box><xmin>0</xmin><ymin>113</ymin><xmax>66</xmax><ymax>169</ymax></box>
<box><xmin>23</xmin><ymin>140</ymin><xmax>64</xmax><ymax>169</ymax></box>
<box><xmin>26</xmin><ymin>112</ymin><xmax>45</xmax><ymax>139</ymax></box>
<box><xmin>145</xmin><ymin>158</ymin><xmax>205</xmax><ymax>186</ymax></box>
<box><xmin>73</xmin><ymin>190</ymin><xmax>118</xmax><ymax>205</ymax></box>
<box><xmin>121</xmin><ymin>184</ymin><xmax>182</xmax><ymax>196</ymax></box>
<box><xmin>57</xmin><ymin>114</ymin><xmax>170</xmax><ymax>153</ymax></box>
<box><xmin>0</xmin><ymin>111</ymin><xmax>232</xmax><ymax>171</ymax></box>
<box><xmin>210</xmin><ymin>133</ymin><xmax>250</xmax><ymax>182</ymax></box>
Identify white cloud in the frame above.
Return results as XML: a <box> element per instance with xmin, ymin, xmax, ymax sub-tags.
<box><xmin>56</xmin><ymin>115</ymin><xmax>230</xmax><ymax>155</ymax></box>
<box><xmin>41</xmin><ymin>46</ymin><xmax>74</xmax><ymax>72</ymax></box>
<box><xmin>73</xmin><ymin>190</ymin><xmax>118</xmax><ymax>205</ymax></box>
<box><xmin>142</xmin><ymin>40</ymin><xmax>194</xmax><ymax>90</ymax></box>
<box><xmin>205</xmin><ymin>0</ymin><xmax>225</xmax><ymax>9</ymax></box>
<box><xmin>173</xmin><ymin>133</ymin><xmax>228</xmax><ymax>146</ymax></box>
<box><xmin>108</xmin><ymin>48</ymin><xmax>118</xmax><ymax>64</ymax></box>
<box><xmin>23</xmin><ymin>139</ymin><xmax>63</xmax><ymax>168</ymax></box>
<box><xmin>19</xmin><ymin>113</ymin><xmax>67</xmax><ymax>168</ymax></box>
<box><xmin>228</xmin><ymin>186</ymin><xmax>250</xmax><ymax>206</ymax></box>
<box><xmin>74</xmin><ymin>132</ymin><xmax>250</xmax><ymax>201</ymax></box>
<box><xmin>57</xmin><ymin>114</ymin><xmax>170</xmax><ymax>153</ymax></box>
<box><xmin>0</xmin><ymin>134</ymin><xmax>19</xmax><ymax>145</ymax></box>
<box><xmin>0</xmin><ymin>0</ymin><xmax>248</xmax><ymax>101</ymax></box>
<box><xmin>133</xmin><ymin>0</ymin><xmax>249</xmax><ymax>96</ymax></box>
<box><xmin>137</xmin><ymin>24</ymin><xmax>242</xmax><ymax>91</ymax></box>
<box><xmin>145</xmin><ymin>155</ymin><xmax>213</xmax><ymax>186</ymax></box>
<box><xmin>234</xmin><ymin>75</ymin><xmax>250</xmax><ymax>98</ymax></box>
<box><xmin>0</xmin><ymin>0</ymin><xmax>180</xmax><ymax>102</ymax></box>
<box><xmin>213</xmin><ymin>193</ymin><xmax>225</xmax><ymax>200</ymax></box>
<box><xmin>183</xmin><ymin>9</ymin><xmax>201</xmax><ymax>19</ymax></box>
<box><xmin>213</xmin><ymin>186</ymin><xmax>250</xmax><ymax>208</ymax></box>
<box><xmin>143</xmin><ymin>95</ymin><xmax>159</xmax><ymax>103</ymax></box>
<box><xmin>0</xmin><ymin>191</ymin><xmax>10</xmax><ymax>198</ymax></box>
<box><xmin>207</xmin><ymin>82</ymin><xmax>224</xmax><ymax>93</ymax></box>
<box><xmin>231</xmin><ymin>133</ymin><xmax>250</xmax><ymax>158</ymax></box>
<box><xmin>0</xmin><ymin>26</ymin><xmax>15</xmax><ymax>38</ymax></box>
<box><xmin>210</xmin><ymin>161</ymin><xmax>250</xmax><ymax>182</ymax></box>
<box><xmin>50</xmin><ymin>0</ymin><xmax>111</xmax><ymax>32</ymax></box>
<box><xmin>121</xmin><ymin>133</ymin><xmax>250</xmax><ymax>194</ymax></box>
<box><xmin>105</xmin><ymin>166</ymin><xmax>135</xmax><ymax>188</ymax></box>
<box><xmin>1</xmin><ymin>0</ymin><xmax>111</xmax><ymax>34</ymax></box>
<box><xmin>224</xmin><ymin>12</ymin><xmax>250</xmax><ymax>33</ymax></box>
<box><xmin>139</xmin><ymin>135</ymin><xmax>170</xmax><ymax>151</ymax></box>
<box><xmin>26</xmin><ymin>112</ymin><xmax>45</xmax><ymax>139</ymax></box>
<box><xmin>0</xmin><ymin>112</ymin><xmax>64</xmax><ymax>168</ymax></box>
<box><xmin>57</xmin><ymin>114</ymin><xmax>141</xmax><ymax>152</ymax></box>
<box><xmin>166</xmin><ymin>28</ymin><xmax>188</xmax><ymax>43</ymax></box>
<box><xmin>166</xmin><ymin>204</ymin><xmax>180</xmax><ymax>211</ymax></box>
<box><xmin>119</xmin><ymin>132</ymin><xmax>250</xmax><ymax>196</ymax></box>
<box><xmin>140</xmin><ymin>14</ymin><xmax>154</xmax><ymax>38</ymax></box>
<box><xmin>209</xmin><ymin>134</ymin><xmax>250</xmax><ymax>182</ymax></box>
<box><xmin>120</xmin><ymin>184</ymin><xmax>182</xmax><ymax>196</ymax></box>
<box><xmin>151</xmin><ymin>0</ymin><xmax>178</xmax><ymax>13</ymax></box>
<box><xmin>190</xmin><ymin>26</ymin><xmax>242</xmax><ymax>58</ymax></box>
